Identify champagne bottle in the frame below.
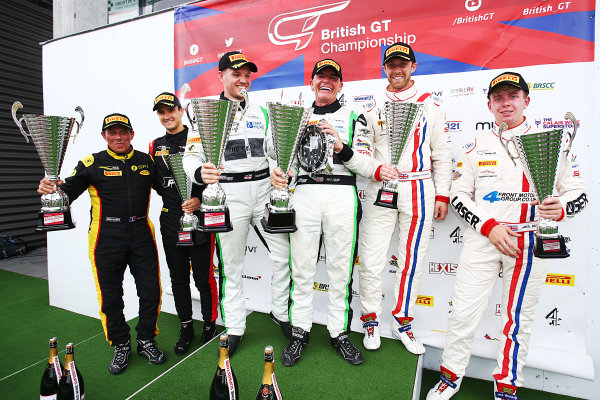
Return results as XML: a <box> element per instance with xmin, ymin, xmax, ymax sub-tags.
<box><xmin>40</xmin><ymin>337</ymin><xmax>63</xmax><ymax>400</ymax></box>
<box><xmin>56</xmin><ymin>343</ymin><xmax>85</xmax><ymax>400</ymax></box>
<box><xmin>209</xmin><ymin>334</ymin><xmax>239</xmax><ymax>400</ymax></box>
<box><xmin>256</xmin><ymin>346</ymin><xmax>282</xmax><ymax>400</ymax></box>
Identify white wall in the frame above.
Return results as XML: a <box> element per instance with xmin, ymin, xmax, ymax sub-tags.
<box><xmin>41</xmin><ymin>7</ymin><xmax>600</xmax><ymax>398</ymax></box>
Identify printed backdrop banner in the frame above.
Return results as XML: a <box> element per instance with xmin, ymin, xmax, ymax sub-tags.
<box><xmin>173</xmin><ymin>0</ymin><xmax>595</xmax><ymax>381</ymax></box>
<box><xmin>174</xmin><ymin>0</ymin><xmax>594</xmax><ymax>96</ymax></box>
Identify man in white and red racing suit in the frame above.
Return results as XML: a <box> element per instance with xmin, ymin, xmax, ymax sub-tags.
<box><xmin>427</xmin><ymin>72</ymin><xmax>589</xmax><ymax>400</ymax></box>
<box><xmin>358</xmin><ymin>42</ymin><xmax>453</xmax><ymax>354</ymax></box>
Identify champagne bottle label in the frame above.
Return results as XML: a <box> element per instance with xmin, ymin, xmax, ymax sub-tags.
<box><xmin>68</xmin><ymin>361</ymin><xmax>82</xmax><ymax>400</ymax></box>
<box><xmin>224</xmin><ymin>358</ymin><xmax>236</xmax><ymax>400</ymax></box>
<box><xmin>52</xmin><ymin>355</ymin><xmax>62</xmax><ymax>383</ymax></box>
<box><xmin>272</xmin><ymin>373</ymin><xmax>282</xmax><ymax>400</ymax></box>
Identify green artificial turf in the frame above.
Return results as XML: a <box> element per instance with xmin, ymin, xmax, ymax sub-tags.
<box><xmin>0</xmin><ymin>269</ymin><xmax>584</xmax><ymax>400</ymax></box>
<box><xmin>133</xmin><ymin>312</ymin><xmax>418</xmax><ymax>399</ymax></box>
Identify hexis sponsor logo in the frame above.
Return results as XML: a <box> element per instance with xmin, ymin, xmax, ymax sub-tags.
<box><xmin>429</xmin><ymin>262</ymin><xmax>457</xmax><ymax>275</ymax></box>
<box><xmin>483</xmin><ymin>191</ymin><xmax>536</xmax><ymax>203</ymax></box>
<box><xmin>545</xmin><ymin>273</ymin><xmax>574</xmax><ymax>286</ymax></box>
<box><xmin>416</xmin><ymin>295</ymin><xmax>434</xmax><ymax>307</ymax></box>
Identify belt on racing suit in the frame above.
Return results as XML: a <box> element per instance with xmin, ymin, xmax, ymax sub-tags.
<box><xmin>500</xmin><ymin>221</ymin><xmax>538</xmax><ymax>233</ymax></box>
<box><xmin>296</xmin><ymin>174</ymin><xmax>356</xmax><ymax>186</ymax></box>
<box><xmin>104</xmin><ymin>216</ymin><xmax>147</xmax><ymax>223</ymax></box>
<box><xmin>219</xmin><ymin>168</ymin><xmax>269</xmax><ymax>183</ymax></box>
<box><xmin>396</xmin><ymin>170</ymin><xmax>432</xmax><ymax>181</ymax></box>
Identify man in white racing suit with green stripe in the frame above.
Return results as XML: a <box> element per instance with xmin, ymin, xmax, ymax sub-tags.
<box><xmin>182</xmin><ymin>51</ymin><xmax>291</xmax><ymax>356</ymax></box>
<box><xmin>271</xmin><ymin>59</ymin><xmax>378</xmax><ymax>366</ymax></box>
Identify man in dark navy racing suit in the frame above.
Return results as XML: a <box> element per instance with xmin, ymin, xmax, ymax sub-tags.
<box><xmin>149</xmin><ymin>92</ymin><xmax>219</xmax><ymax>356</ymax></box>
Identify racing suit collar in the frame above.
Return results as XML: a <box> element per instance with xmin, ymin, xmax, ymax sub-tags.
<box><xmin>107</xmin><ymin>146</ymin><xmax>135</xmax><ymax>160</ymax></box>
<box><xmin>311</xmin><ymin>99</ymin><xmax>341</xmax><ymax>115</ymax></box>
<box><xmin>220</xmin><ymin>91</ymin><xmax>246</xmax><ymax>110</ymax></box>
<box><xmin>385</xmin><ymin>81</ymin><xmax>416</xmax><ymax>101</ymax></box>
<box><xmin>165</xmin><ymin>126</ymin><xmax>188</xmax><ymax>143</ymax></box>
<box><xmin>492</xmin><ymin>117</ymin><xmax>531</xmax><ymax>139</ymax></box>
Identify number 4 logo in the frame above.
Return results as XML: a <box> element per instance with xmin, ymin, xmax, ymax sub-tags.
<box><xmin>483</xmin><ymin>191</ymin><xmax>501</xmax><ymax>203</ymax></box>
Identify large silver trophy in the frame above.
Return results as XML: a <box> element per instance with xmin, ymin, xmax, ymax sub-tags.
<box><xmin>186</xmin><ymin>92</ymin><xmax>247</xmax><ymax>232</ymax></box>
<box><xmin>11</xmin><ymin>102</ymin><xmax>84</xmax><ymax>231</ymax></box>
<box><xmin>499</xmin><ymin>112</ymin><xmax>578</xmax><ymax>258</ymax></box>
<box><xmin>261</xmin><ymin>102</ymin><xmax>313</xmax><ymax>233</ymax></box>
<box><xmin>161</xmin><ymin>147</ymin><xmax>199</xmax><ymax>246</ymax></box>
<box><xmin>374</xmin><ymin>102</ymin><xmax>424</xmax><ymax>208</ymax></box>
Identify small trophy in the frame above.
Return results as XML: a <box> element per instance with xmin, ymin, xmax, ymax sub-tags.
<box><xmin>499</xmin><ymin>112</ymin><xmax>578</xmax><ymax>258</ymax></box>
<box><xmin>11</xmin><ymin>102</ymin><xmax>84</xmax><ymax>231</ymax></box>
<box><xmin>297</xmin><ymin>125</ymin><xmax>335</xmax><ymax>179</ymax></box>
<box><xmin>161</xmin><ymin>147</ymin><xmax>200</xmax><ymax>246</ymax></box>
<box><xmin>374</xmin><ymin>102</ymin><xmax>424</xmax><ymax>208</ymax></box>
<box><xmin>261</xmin><ymin>102</ymin><xmax>313</xmax><ymax>233</ymax></box>
<box><xmin>186</xmin><ymin>92</ymin><xmax>247</xmax><ymax>232</ymax></box>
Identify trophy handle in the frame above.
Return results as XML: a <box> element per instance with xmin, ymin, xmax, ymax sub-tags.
<box><xmin>71</xmin><ymin>106</ymin><xmax>85</xmax><ymax>144</ymax></box>
<box><xmin>564</xmin><ymin>112</ymin><xmax>577</xmax><ymax>157</ymax></box>
<box><xmin>238</xmin><ymin>88</ymin><xmax>249</xmax><ymax>120</ymax></box>
<box><xmin>185</xmin><ymin>103</ymin><xmax>197</xmax><ymax>132</ymax></box>
<box><xmin>498</xmin><ymin>122</ymin><xmax>518</xmax><ymax>166</ymax></box>
<box><xmin>160</xmin><ymin>145</ymin><xmax>169</xmax><ymax>168</ymax></box>
<box><xmin>11</xmin><ymin>101</ymin><xmax>30</xmax><ymax>143</ymax></box>
<box><xmin>180</xmin><ymin>83</ymin><xmax>191</xmax><ymax>102</ymax></box>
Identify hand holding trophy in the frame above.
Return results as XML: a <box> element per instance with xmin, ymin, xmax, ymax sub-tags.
<box><xmin>261</xmin><ymin>102</ymin><xmax>313</xmax><ymax>233</ymax></box>
<box><xmin>161</xmin><ymin>146</ymin><xmax>199</xmax><ymax>245</ymax></box>
<box><xmin>185</xmin><ymin>90</ymin><xmax>248</xmax><ymax>232</ymax></box>
<box><xmin>374</xmin><ymin>102</ymin><xmax>424</xmax><ymax>208</ymax></box>
<box><xmin>499</xmin><ymin>112</ymin><xmax>578</xmax><ymax>258</ymax></box>
<box><xmin>12</xmin><ymin>101</ymin><xmax>84</xmax><ymax>231</ymax></box>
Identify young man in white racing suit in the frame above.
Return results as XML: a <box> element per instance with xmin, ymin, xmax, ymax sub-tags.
<box><xmin>427</xmin><ymin>72</ymin><xmax>588</xmax><ymax>399</ymax></box>
<box><xmin>182</xmin><ymin>51</ymin><xmax>291</xmax><ymax>356</ymax></box>
<box><xmin>271</xmin><ymin>59</ymin><xmax>378</xmax><ymax>366</ymax></box>
<box><xmin>358</xmin><ymin>42</ymin><xmax>453</xmax><ymax>354</ymax></box>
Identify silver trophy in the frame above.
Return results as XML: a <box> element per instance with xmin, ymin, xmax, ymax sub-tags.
<box><xmin>161</xmin><ymin>147</ymin><xmax>199</xmax><ymax>246</ymax></box>
<box><xmin>297</xmin><ymin>124</ymin><xmax>336</xmax><ymax>179</ymax></box>
<box><xmin>11</xmin><ymin>101</ymin><xmax>84</xmax><ymax>231</ymax></box>
<box><xmin>499</xmin><ymin>112</ymin><xmax>578</xmax><ymax>258</ymax></box>
<box><xmin>186</xmin><ymin>91</ymin><xmax>247</xmax><ymax>232</ymax></box>
<box><xmin>261</xmin><ymin>102</ymin><xmax>313</xmax><ymax>233</ymax></box>
<box><xmin>374</xmin><ymin>102</ymin><xmax>424</xmax><ymax>208</ymax></box>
